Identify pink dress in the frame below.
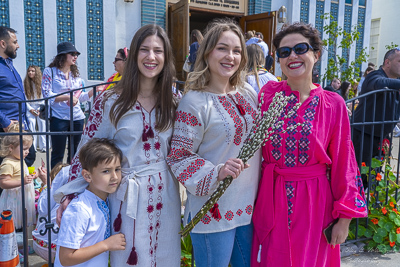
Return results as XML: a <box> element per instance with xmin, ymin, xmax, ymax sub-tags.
<box><xmin>251</xmin><ymin>81</ymin><xmax>367</xmax><ymax>267</ymax></box>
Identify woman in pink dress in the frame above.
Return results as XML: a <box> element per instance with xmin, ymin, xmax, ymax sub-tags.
<box><xmin>251</xmin><ymin>22</ymin><xmax>367</xmax><ymax>267</ymax></box>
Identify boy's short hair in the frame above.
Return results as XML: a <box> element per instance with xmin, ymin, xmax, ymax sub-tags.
<box><xmin>79</xmin><ymin>138</ymin><xmax>123</xmax><ymax>172</ymax></box>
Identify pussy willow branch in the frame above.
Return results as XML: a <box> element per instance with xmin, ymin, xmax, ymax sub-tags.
<box><xmin>180</xmin><ymin>92</ymin><xmax>302</xmax><ymax>237</ymax></box>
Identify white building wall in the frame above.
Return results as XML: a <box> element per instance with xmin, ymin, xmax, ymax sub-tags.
<box><xmin>9</xmin><ymin>0</ymin><xmax>26</xmax><ymax>77</ymax></box>
<box><xmin>370</xmin><ymin>0</ymin><xmax>400</xmax><ymax>67</ymax></box>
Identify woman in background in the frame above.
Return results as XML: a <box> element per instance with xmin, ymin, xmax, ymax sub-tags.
<box><xmin>246</xmin><ymin>44</ymin><xmax>277</xmax><ymax>93</ymax></box>
<box><xmin>101</xmin><ymin>47</ymin><xmax>129</xmax><ymax>92</ymax></box>
<box><xmin>188</xmin><ymin>30</ymin><xmax>203</xmax><ymax>72</ymax></box>
<box><xmin>24</xmin><ymin>65</ymin><xmax>46</xmax><ymax>152</ymax></box>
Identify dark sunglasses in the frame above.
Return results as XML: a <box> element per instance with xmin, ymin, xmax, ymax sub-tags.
<box><xmin>276</xmin><ymin>42</ymin><xmax>314</xmax><ymax>58</ymax></box>
<box><xmin>69</xmin><ymin>52</ymin><xmax>79</xmax><ymax>57</ymax></box>
<box><xmin>114</xmin><ymin>57</ymin><xmax>125</xmax><ymax>62</ymax></box>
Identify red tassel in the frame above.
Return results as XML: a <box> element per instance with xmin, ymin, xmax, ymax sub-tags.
<box><xmin>113</xmin><ymin>213</ymin><xmax>122</xmax><ymax>232</ymax></box>
<box><xmin>126</xmin><ymin>246</ymin><xmax>138</xmax><ymax>265</ymax></box>
<box><xmin>113</xmin><ymin>202</ymin><xmax>123</xmax><ymax>232</ymax></box>
<box><xmin>237</xmin><ymin>104</ymin><xmax>246</xmax><ymax>115</ymax></box>
<box><xmin>210</xmin><ymin>203</ymin><xmax>222</xmax><ymax>220</ymax></box>
<box><xmin>142</xmin><ymin>129</ymin><xmax>148</xmax><ymax>142</ymax></box>
<box><xmin>147</xmin><ymin>126</ymin><xmax>154</xmax><ymax>139</ymax></box>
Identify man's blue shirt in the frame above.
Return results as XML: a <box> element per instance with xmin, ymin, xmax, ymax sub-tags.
<box><xmin>0</xmin><ymin>56</ymin><xmax>27</xmax><ymax>129</ymax></box>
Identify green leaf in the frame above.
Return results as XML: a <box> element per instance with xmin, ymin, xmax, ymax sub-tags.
<box><xmin>390</xmin><ymin>232</ymin><xmax>397</xmax><ymax>242</ymax></box>
<box><xmin>377</xmin><ymin>243</ymin><xmax>387</xmax><ymax>253</ymax></box>
<box><xmin>394</xmin><ymin>218</ymin><xmax>400</xmax><ymax>226</ymax></box>
<box><xmin>377</xmin><ymin>228</ymin><xmax>387</xmax><ymax>236</ymax></box>
<box><xmin>385</xmin><ymin>222</ymin><xmax>395</xmax><ymax>232</ymax></box>
<box><xmin>361</xmin><ymin>166</ymin><xmax>369</xmax><ymax>174</ymax></box>
<box><xmin>358</xmin><ymin>225</ymin><xmax>366</xmax><ymax>236</ymax></box>
<box><xmin>371</xmin><ymin>158</ymin><xmax>382</xmax><ymax>168</ymax></box>
<box><xmin>378</xmin><ymin>220</ymin><xmax>387</xmax><ymax>228</ymax></box>
<box><xmin>364</xmin><ymin>228</ymin><xmax>373</xmax><ymax>238</ymax></box>
<box><xmin>373</xmin><ymin>234</ymin><xmax>383</xmax><ymax>243</ymax></box>
<box><xmin>396</xmin><ymin>233</ymin><xmax>400</xmax><ymax>240</ymax></box>
<box><xmin>389</xmin><ymin>173</ymin><xmax>397</xmax><ymax>181</ymax></box>
<box><xmin>389</xmin><ymin>212</ymin><xmax>397</xmax><ymax>220</ymax></box>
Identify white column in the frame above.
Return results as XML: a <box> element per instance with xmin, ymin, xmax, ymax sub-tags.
<box><xmin>43</xmin><ymin>0</ymin><xmax>57</xmax><ymax>67</ymax></box>
<box><xmin>309</xmin><ymin>0</ymin><xmax>316</xmax><ymax>26</ymax></box>
<box><xmin>348</xmin><ymin>0</ymin><xmax>359</xmax><ymax>66</ymax></box>
<box><xmin>74</xmin><ymin>0</ymin><xmax>88</xmax><ymax>83</ymax></box>
<box><xmin>9</xmin><ymin>0</ymin><xmax>26</xmax><ymax>75</ymax></box>
<box><xmin>362</xmin><ymin>0</ymin><xmax>373</xmax><ymax>72</ymax></box>
<box><xmin>319</xmin><ymin>0</ymin><xmax>331</xmax><ymax>83</ymax></box>
<box><xmin>336</xmin><ymin>0</ymin><xmax>345</xmax><ymax>58</ymax></box>
<box><xmin>103</xmin><ymin>0</ymin><xmax>116</xmax><ymax>80</ymax></box>
<box><xmin>289</xmin><ymin>0</ymin><xmax>301</xmax><ymax>23</ymax></box>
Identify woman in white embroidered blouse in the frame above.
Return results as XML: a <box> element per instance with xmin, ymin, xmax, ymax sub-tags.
<box><xmin>167</xmin><ymin>20</ymin><xmax>261</xmax><ymax>267</ymax></box>
<box><xmin>55</xmin><ymin>25</ymin><xmax>181</xmax><ymax>267</ymax></box>
<box><xmin>41</xmin><ymin>42</ymin><xmax>97</xmax><ymax>168</ymax></box>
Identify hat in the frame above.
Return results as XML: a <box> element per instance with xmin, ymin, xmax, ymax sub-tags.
<box><xmin>57</xmin><ymin>42</ymin><xmax>80</xmax><ymax>56</ymax></box>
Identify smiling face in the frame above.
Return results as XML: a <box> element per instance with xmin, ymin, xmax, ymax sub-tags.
<box><xmin>83</xmin><ymin>158</ymin><xmax>122</xmax><ymax>201</ymax></box>
<box><xmin>207</xmin><ymin>30</ymin><xmax>242</xmax><ymax>84</ymax></box>
<box><xmin>278</xmin><ymin>33</ymin><xmax>318</xmax><ymax>83</ymax></box>
<box><xmin>137</xmin><ymin>35</ymin><xmax>165</xmax><ymax>83</ymax></box>
<box><xmin>27</xmin><ymin>67</ymin><xmax>36</xmax><ymax>79</ymax></box>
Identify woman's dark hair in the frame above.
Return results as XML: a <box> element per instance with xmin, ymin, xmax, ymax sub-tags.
<box><xmin>110</xmin><ymin>24</ymin><xmax>177</xmax><ymax>132</ymax></box>
<box><xmin>340</xmin><ymin>81</ymin><xmax>351</xmax><ymax>100</ymax></box>
<box><xmin>48</xmin><ymin>53</ymin><xmax>79</xmax><ymax>78</ymax></box>
<box><xmin>117</xmin><ymin>48</ymin><xmax>129</xmax><ymax>60</ymax></box>
<box><xmin>273</xmin><ymin>22</ymin><xmax>323</xmax><ymax>63</ymax></box>
<box><xmin>363</xmin><ymin>66</ymin><xmax>374</xmax><ymax>77</ymax></box>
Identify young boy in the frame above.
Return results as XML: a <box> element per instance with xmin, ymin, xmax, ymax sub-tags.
<box><xmin>54</xmin><ymin>138</ymin><xmax>126</xmax><ymax>267</ymax></box>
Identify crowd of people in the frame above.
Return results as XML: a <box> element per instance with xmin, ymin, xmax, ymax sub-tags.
<box><xmin>1</xmin><ymin>17</ymin><xmax>400</xmax><ymax>267</ymax></box>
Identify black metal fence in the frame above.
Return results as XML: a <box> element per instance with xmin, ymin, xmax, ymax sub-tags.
<box><xmin>0</xmin><ymin>85</ymin><xmax>398</xmax><ymax>266</ymax></box>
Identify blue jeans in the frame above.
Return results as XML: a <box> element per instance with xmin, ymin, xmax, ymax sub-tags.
<box><xmin>50</xmin><ymin>117</ymin><xmax>84</xmax><ymax>168</ymax></box>
<box><xmin>190</xmin><ymin>223</ymin><xmax>253</xmax><ymax>267</ymax></box>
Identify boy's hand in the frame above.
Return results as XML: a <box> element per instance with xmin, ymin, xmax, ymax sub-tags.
<box><xmin>104</xmin><ymin>233</ymin><xmax>126</xmax><ymax>251</ymax></box>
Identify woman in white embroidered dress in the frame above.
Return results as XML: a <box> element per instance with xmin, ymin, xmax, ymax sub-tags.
<box><xmin>167</xmin><ymin>20</ymin><xmax>261</xmax><ymax>267</ymax></box>
<box><xmin>55</xmin><ymin>25</ymin><xmax>181</xmax><ymax>266</ymax></box>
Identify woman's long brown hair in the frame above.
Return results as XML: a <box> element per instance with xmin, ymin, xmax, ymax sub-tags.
<box><xmin>109</xmin><ymin>24</ymin><xmax>177</xmax><ymax>132</ymax></box>
<box><xmin>48</xmin><ymin>54</ymin><xmax>80</xmax><ymax>78</ymax></box>
<box><xmin>24</xmin><ymin>65</ymin><xmax>42</xmax><ymax>100</ymax></box>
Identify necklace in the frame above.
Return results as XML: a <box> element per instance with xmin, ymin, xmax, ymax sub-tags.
<box><xmin>137</xmin><ymin>101</ymin><xmax>155</xmax><ymax>142</ymax></box>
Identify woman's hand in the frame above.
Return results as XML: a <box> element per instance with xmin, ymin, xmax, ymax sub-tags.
<box><xmin>56</xmin><ymin>197</ymin><xmax>72</xmax><ymax>226</ymax></box>
<box><xmin>30</xmin><ymin>109</ymin><xmax>39</xmax><ymax>117</ymax></box>
<box><xmin>66</xmin><ymin>96</ymin><xmax>79</xmax><ymax>107</ymax></box>
<box><xmin>330</xmin><ymin>218</ymin><xmax>351</xmax><ymax>248</ymax></box>
<box><xmin>37</xmin><ymin>166</ymin><xmax>47</xmax><ymax>186</ymax></box>
<box><xmin>217</xmin><ymin>158</ymin><xmax>249</xmax><ymax>181</ymax></box>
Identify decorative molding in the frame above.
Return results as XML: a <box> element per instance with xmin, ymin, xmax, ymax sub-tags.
<box><xmin>0</xmin><ymin>0</ymin><xmax>9</xmax><ymax>27</ymax></box>
<box><xmin>355</xmin><ymin>6</ymin><xmax>366</xmax><ymax>70</ymax></box>
<box><xmin>24</xmin><ymin>0</ymin><xmax>45</xmax><ymax>70</ymax></box>
<box><xmin>315</xmin><ymin>0</ymin><xmax>325</xmax><ymax>80</ymax></box>
<box><xmin>342</xmin><ymin>4</ymin><xmax>352</xmax><ymax>66</ymax></box>
<box><xmin>300</xmin><ymin>0</ymin><xmax>310</xmax><ymax>23</ymax></box>
<box><xmin>327</xmin><ymin>1</ymin><xmax>339</xmax><ymax>73</ymax></box>
<box><xmin>57</xmin><ymin>0</ymin><xmax>74</xmax><ymax>44</ymax></box>
<box><xmin>87</xmin><ymin>0</ymin><xmax>104</xmax><ymax>80</ymax></box>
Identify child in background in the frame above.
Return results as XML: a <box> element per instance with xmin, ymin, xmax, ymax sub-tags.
<box><xmin>33</xmin><ymin>163</ymin><xmax>70</xmax><ymax>262</ymax></box>
<box><xmin>55</xmin><ymin>138</ymin><xmax>126</xmax><ymax>267</ymax></box>
<box><xmin>0</xmin><ymin>124</ymin><xmax>46</xmax><ymax>229</ymax></box>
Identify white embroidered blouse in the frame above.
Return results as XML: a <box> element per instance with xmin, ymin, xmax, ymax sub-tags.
<box><xmin>167</xmin><ymin>83</ymin><xmax>261</xmax><ymax>233</ymax></box>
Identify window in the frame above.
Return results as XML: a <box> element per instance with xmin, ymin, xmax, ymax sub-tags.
<box><xmin>345</xmin><ymin>0</ymin><xmax>352</xmax><ymax>4</ymax></box>
<box><xmin>359</xmin><ymin>0</ymin><xmax>366</xmax><ymax>7</ymax></box>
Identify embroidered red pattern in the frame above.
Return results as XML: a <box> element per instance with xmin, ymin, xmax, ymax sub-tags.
<box><xmin>176</xmin><ymin>159</ymin><xmax>205</xmax><ymax>183</ymax></box>
<box><xmin>218</xmin><ymin>96</ymin><xmax>243</xmax><ymax>146</ymax></box>
<box><xmin>233</xmin><ymin>92</ymin><xmax>257</xmax><ymax>121</ymax></box>
<box><xmin>195</xmin><ymin>169</ymin><xmax>215</xmax><ymax>196</ymax></box>
<box><xmin>176</xmin><ymin>110</ymin><xmax>202</xmax><ymax>126</ymax></box>
<box><xmin>236</xmin><ymin>209</ymin><xmax>243</xmax><ymax>216</ymax></box>
<box><xmin>201</xmin><ymin>214</ymin><xmax>211</xmax><ymax>224</ymax></box>
<box><xmin>225</xmin><ymin>210</ymin><xmax>234</xmax><ymax>221</ymax></box>
<box><xmin>245</xmin><ymin>205</ymin><xmax>253</xmax><ymax>215</ymax></box>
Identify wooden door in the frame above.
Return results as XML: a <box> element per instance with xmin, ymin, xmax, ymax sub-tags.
<box><xmin>169</xmin><ymin>0</ymin><xmax>189</xmax><ymax>81</ymax></box>
<box><xmin>240</xmin><ymin>12</ymin><xmax>277</xmax><ymax>74</ymax></box>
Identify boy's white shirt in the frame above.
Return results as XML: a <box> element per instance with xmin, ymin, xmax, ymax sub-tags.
<box><xmin>54</xmin><ymin>189</ymin><xmax>110</xmax><ymax>267</ymax></box>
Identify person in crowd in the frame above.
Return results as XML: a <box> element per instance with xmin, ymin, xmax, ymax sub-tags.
<box><xmin>368</xmin><ymin>62</ymin><xmax>376</xmax><ymax>70</ymax></box>
<box><xmin>0</xmin><ymin>26</ymin><xmax>35</xmax><ymax>166</ymax></box>
<box><xmin>42</xmin><ymin>42</ymin><xmax>97</xmax><ymax>168</ymax></box>
<box><xmin>245</xmin><ymin>30</ymin><xmax>255</xmax><ymax>41</ymax></box>
<box><xmin>55</xmin><ymin>138</ymin><xmax>125</xmax><ymax>267</ymax></box>
<box><xmin>357</xmin><ymin>66</ymin><xmax>374</xmax><ymax>93</ymax></box>
<box><xmin>24</xmin><ymin>65</ymin><xmax>47</xmax><ymax>152</ymax></box>
<box><xmin>55</xmin><ymin>24</ymin><xmax>181</xmax><ymax>266</ymax></box>
<box><xmin>100</xmin><ymin>47</ymin><xmax>129</xmax><ymax>92</ymax></box>
<box><xmin>188</xmin><ymin>29</ymin><xmax>203</xmax><ymax>72</ymax></box>
<box><xmin>246</xmin><ymin>33</ymin><xmax>269</xmax><ymax>59</ymax></box>
<box><xmin>339</xmin><ymin>80</ymin><xmax>351</xmax><ymax>101</ymax></box>
<box><xmin>323</xmin><ymin>77</ymin><xmax>341</xmax><ymax>92</ymax></box>
<box><xmin>167</xmin><ymin>19</ymin><xmax>261</xmax><ymax>267</ymax></box>
<box><xmin>251</xmin><ymin>22</ymin><xmax>367</xmax><ymax>267</ymax></box>
<box><xmin>0</xmin><ymin>124</ymin><xmax>46</xmax><ymax>229</ymax></box>
<box><xmin>353</xmin><ymin>48</ymin><xmax>400</xmax><ymax>181</ymax></box>
<box><xmin>32</xmin><ymin>162</ymin><xmax>69</xmax><ymax>262</ymax></box>
<box><xmin>246</xmin><ymin>44</ymin><xmax>278</xmax><ymax>93</ymax></box>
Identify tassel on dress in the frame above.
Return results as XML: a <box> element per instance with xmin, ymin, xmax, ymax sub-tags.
<box><xmin>126</xmin><ymin>219</ymin><xmax>138</xmax><ymax>265</ymax></box>
<box><xmin>209</xmin><ymin>203</ymin><xmax>222</xmax><ymax>220</ymax></box>
<box><xmin>113</xmin><ymin>202</ymin><xmax>123</xmax><ymax>232</ymax></box>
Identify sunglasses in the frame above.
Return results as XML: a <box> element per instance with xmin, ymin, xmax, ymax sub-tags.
<box><xmin>276</xmin><ymin>42</ymin><xmax>314</xmax><ymax>58</ymax></box>
<box><xmin>69</xmin><ymin>52</ymin><xmax>79</xmax><ymax>57</ymax></box>
<box><xmin>114</xmin><ymin>57</ymin><xmax>125</xmax><ymax>62</ymax></box>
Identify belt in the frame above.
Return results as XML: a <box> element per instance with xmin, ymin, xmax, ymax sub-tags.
<box><xmin>115</xmin><ymin>161</ymin><xmax>169</xmax><ymax>219</ymax></box>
